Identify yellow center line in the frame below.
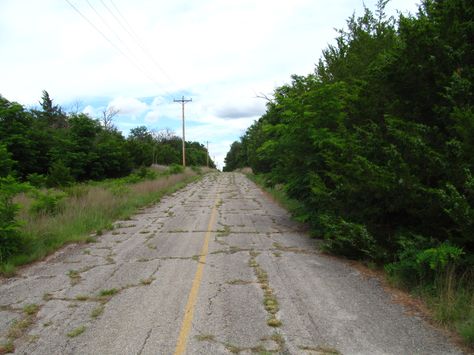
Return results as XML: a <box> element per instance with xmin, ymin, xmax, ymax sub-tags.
<box><xmin>174</xmin><ymin>194</ymin><xmax>220</xmax><ymax>355</ymax></box>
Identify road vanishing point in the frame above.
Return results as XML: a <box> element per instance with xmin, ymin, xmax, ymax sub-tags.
<box><xmin>0</xmin><ymin>173</ymin><xmax>464</xmax><ymax>354</ymax></box>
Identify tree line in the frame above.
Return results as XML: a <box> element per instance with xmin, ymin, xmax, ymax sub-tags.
<box><xmin>224</xmin><ymin>0</ymin><xmax>473</xmax><ymax>286</ymax></box>
<box><xmin>0</xmin><ymin>91</ymin><xmax>214</xmax><ymax>186</ymax></box>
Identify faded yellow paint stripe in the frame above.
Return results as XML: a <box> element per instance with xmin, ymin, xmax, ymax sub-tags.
<box><xmin>174</xmin><ymin>195</ymin><xmax>219</xmax><ymax>355</ymax></box>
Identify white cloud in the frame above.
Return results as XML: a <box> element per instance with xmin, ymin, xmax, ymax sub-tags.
<box><xmin>108</xmin><ymin>97</ymin><xmax>148</xmax><ymax>116</ymax></box>
<box><xmin>82</xmin><ymin>105</ymin><xmax>96</xmax><ymax>116</ymax></box>
<box><xmin>144</xmin><ymin>110</ymin><xmax>160</xmax><ymax>123</ymax></box>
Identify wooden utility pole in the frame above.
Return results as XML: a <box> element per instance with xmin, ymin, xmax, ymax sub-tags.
<box><xmin>173</xmin><ymin>96</ymin><xmax>192</xmax><ymax>167</ymax></box>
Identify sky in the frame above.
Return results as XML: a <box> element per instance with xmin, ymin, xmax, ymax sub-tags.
<box><xmin>0</xmin><ymin>0</ymin><xmax>419</xmax><ymax>169</ymax></box>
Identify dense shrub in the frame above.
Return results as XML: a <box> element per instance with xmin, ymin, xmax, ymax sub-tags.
<box><xmin>0</xmin><ymin>177</ymin><xmax>29</xmax><ymax>262</ymax></box>
<box><xmin>167</xmin><ymin>164</ymin><xmax>184</xmax><ymax>175</ymax></box>
<box><xmin>224</xmin><ymin>0</ymin><xmax>474</xmax><ymax>269</ymax></box>
<box><xmin>29</xmin><ymin>190</ymin><xmax>66</xmax><ymax>216</ymax></box>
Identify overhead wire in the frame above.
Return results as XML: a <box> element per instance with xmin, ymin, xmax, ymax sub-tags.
<box><xmin>108</xmin><ymin>0</ymin><xmax>174</xmax><ymax>83</ymax></box>
<box><xmin>86</xmin><ymin>0</ymin><xmax>139</xmax><ymax>64</ymax></box>
<box><xmin>64</xmin><ymin>0</ymin><xmax>172</xmax><ymax>95</ymax></box>
<box><xmin>99</xmin><ymin>0</ymin><xmax>175</xmax><ymax>96</ymax></box>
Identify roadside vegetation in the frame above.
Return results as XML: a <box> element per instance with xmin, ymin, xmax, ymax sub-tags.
<box><xmin>225</xmin><ymin>0</ymin><xmax>473</xmax><ymax>346</ymax></box>
<box><xmin>0</xmin><ymin>165</ymin><xmax>206</xmax><ymax>275</ymax></box>
<box><xmin>0</xmin><ymin>90</ymin><xmax>215</xmax><ymax>275</ymax></box>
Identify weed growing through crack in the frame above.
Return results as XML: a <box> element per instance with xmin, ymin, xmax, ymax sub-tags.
<box><xmin>23</xmin><ymin>304</ymin><xmax>39</xmax><ymax>315</ymax></box>
<box><xmin>91</xmin><ymin>305</ymin><xmax>105</xmax><ymax>319</ymax></box>
<box><xmin>145</xmin><ymin>233</ymin><xmax>156</xmax><ymax>241</ymax></box>
<box><xmin>8</xmin><ymin>318</ymin><xmax>31</xmax><ymax>339</ymax></box>
<box><xmin>7</xmin><ymin>302</ymin><xmax>40</xmax><ymax>342</ymax></box>
<box><xmin>98</xmin><ymin>288</ymin><xmax>118</xmax><ymax>297</ymax></box>
<box><xmin>195</xmin><ymin>334</ymin><xmax>215</xmax><ymax>342</ymax></box>
<box><xmin>67</xmin><ymin>270</ymin><xmax>81</xmax><ymax>285</ymax></box>
<box><xmin>0</xmin><ymin>340</ymin><xmax>14</xmax><ymax>353</ymax></box>
<box><xmin>75</xmin><ymin>295</ymin><xmax>89</xmax><ymax>301</ymax></box>
<box><xmin>67</xmin><ymin>325</ymin><xmax>86</xmax><ymax>338</ymax></box>
<box><xmin>298</xmin><ymin>345</ymin><xmax>341</xmax><ymax>354</ymax></box>
<box><xmin>217</xmin><ymin>225</ymin><xmax>231</xmax><ymax>237</ymax></box>
<box><xmin>266</xmin><ymin>318</ymin><xmax>282</xmax><ymax>327</ymax></box>
<box><xmin>140</xmin><ymin>277</ymin><xmax>155</xmax><ymax>285</ymax></box>
<box><xmin>224</xmin><ymin>343</ymin><xmax>242</xmax><ymax>353</ymax></box>
<box><xmin>146</xmin><ymin>244</ymin><xmax>157</xmax><ymax>250</ymax></box>
<box><xmin>226</xmin><ymin>279</ymin><xmax>253</xmax><ymax>285</ymax></box>
<box><xmin>248</xmin><ymin>251</ymin><xmax>282</xmax><ymax>328</ymax></box>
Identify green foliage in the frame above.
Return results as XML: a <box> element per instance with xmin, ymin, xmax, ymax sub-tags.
<box><xmin>27</xmin><ymin>173</ymin><xmax>47</xmax><ymax>188</ymax></box>
<box><xmin>136</xmin><ymin>166</ymin><xmax>157</xmax><ymax>180</ymax></box>
<box><xmin>417</xmin><ymin>244</ymin><xmax>464</xmax><ymax>272</ymax></box>
<box><xmin>30</xmin><ymin>190</ymin><xmax>66</xmax><ymax>216</ymax></box>
<box><xmin>47</xmin><ymin>160</ymin><xmax>73</xmax><ymax>187</ymax></box>
<box><xmin>225</xmin><ymin>0</ymin><xmax>473</xmax><ymax>263</ymax></box>
<box><xmin>0</xmin><ymin>176</ymin><xmax>29</xmax><ymax>262</ymax></box>
<box><xmin>0</xmin><ymin>143</ymin><xmax>14</xmax><ymax>177</ymax></box>
<box><xmin>167</xmin><ymin>164</ymin><xmax>184</xmax><ymax>175</ymax></box>
<box><xmin>191</xmin><ymin>165</ymin><xmax>202</xmax><ymax>174</ymax></box>
<box><xmin>458</xmin><ymin>318</ymin><xmax>474</xmax><ymax>346</ymax></box>
<box><xmin>386</xmin><ymin>237</ymin><xmax>465</xmax><ymax>288</ymax></box>
<box><xmin>319</xmin><ymin>216</ymin><xmax>378</xmax><ymax>259</ymax></box>
<box><xmin>384</xmin><ymin>233</ymin><xmax>432</xmax><ymax>288</ymax></box>
<box><xmin>224</xmin><ymin>141</ymin><xmax>245</xmax><ymax>171</ymax></box>
<box><xmin>1</xmin><ymin>93</ymin><xmax>215</xmax><ymax>185</ymax></box>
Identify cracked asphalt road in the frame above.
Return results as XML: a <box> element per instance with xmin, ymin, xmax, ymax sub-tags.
<box><xmin>0</xmin><ymin>173</ymin><xmax>464</xmax><ymax>354</ymax></box>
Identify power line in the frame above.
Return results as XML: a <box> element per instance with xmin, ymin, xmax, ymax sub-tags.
<box><xmin>85</xmin><ymin>0</ymin><xmax>169</xmax><ymax>93</ymax></box>
<box><xmin>99</xmin><ymin>0</ymin><xmax>174</xmax><ymax>96</ymax></box>
<box><xmin>108</xmin><ymin>0</ymin><xmax>174</xmax><ymax>83</ymax></box>
<box><xmin>86</xmin><ymin>0</ymin><xmax>140</xmax><ymax>65</ymax></box>
<box><xmin>65</xmin><ymin>0</ymin><xmax>168</xmax><ymax>92</ymax></box>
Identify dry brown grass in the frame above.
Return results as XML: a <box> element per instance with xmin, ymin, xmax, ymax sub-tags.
<box><xmin>5</xmin><ymin>170</ymin><xmax>200</xmax><ymax>270</ymax></box>
<box><xmin>131</xmin><ymin>171</ymin><xmax>194</xmax><ymax>195</ymax></box>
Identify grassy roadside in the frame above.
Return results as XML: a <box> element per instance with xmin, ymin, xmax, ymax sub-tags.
<box><xmin>245</xmin><ymin>172</ymin><xmax>474</xmax><ymax>349</ymax></box>
<box><xmin>245</xmin><ymin>173</ymin><xmax>305</xmax><ymax>218</ymax></box>
<box><xmin>0</xmin><ymin>167</ymin><xmax>208</xmax><ymax>276</ymax></box>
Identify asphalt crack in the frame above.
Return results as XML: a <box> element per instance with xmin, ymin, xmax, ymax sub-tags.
<box><xmin>137</xmin><ymin>328</ymin><xmax>153</xmax><ymax>355</ymax></box>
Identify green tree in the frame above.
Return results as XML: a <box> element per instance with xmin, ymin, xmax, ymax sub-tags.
<box><xmin>127</xmin><ymin>126</ymin><xmax>155</xmax><ymax>167</ymax></box>
<box><xmin>0</xmin><ymin>177</ymin><xmax>29</xmax><ymax>262</ymax></box>
<box><xmin>0</xmin><ymin>144</ymin><xmax>14</xmax><ymax>177</ymax></box>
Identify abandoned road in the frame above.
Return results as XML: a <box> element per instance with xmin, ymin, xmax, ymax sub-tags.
<box><xmin>0</xmin><ymin>173</ymin><xmax>463</xmax><ymax>354</ymax></box>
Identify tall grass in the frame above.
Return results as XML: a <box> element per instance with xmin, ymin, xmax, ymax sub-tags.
<box><xmin>1</xmin><ymin>169</ymin><xmax>201</xmax><ymax>275</ymax></box>
<box><xmin>426</xmin><ymin>268</ymin><xmax>474</xmax><ymax>347</ymax></box>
